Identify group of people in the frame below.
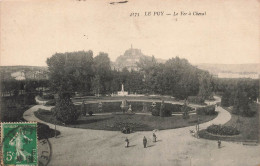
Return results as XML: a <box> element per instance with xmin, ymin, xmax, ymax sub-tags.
<box><xmin>125</xmin><ymin>133</ymin><xmax>157</xmax><ymax>148</ymax></box>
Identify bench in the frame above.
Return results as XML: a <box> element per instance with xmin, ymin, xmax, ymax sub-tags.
<box><xmin>242</xmin><ymin>140</ymin><xmax>258</xmax><ymax>146</ymax></box>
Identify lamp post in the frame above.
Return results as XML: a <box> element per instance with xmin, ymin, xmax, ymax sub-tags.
<box><xmin>54</xmin><ymin>122</ymin><xmax>57</xmax><ymax>138</ymax></box>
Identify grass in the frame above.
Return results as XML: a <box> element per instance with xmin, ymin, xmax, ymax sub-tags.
<box><xmin>34</xmin><ymin>109</ymin><xmax>62</xmax><ymax>125</ymax></box>
<box><xmin>34</xmin><ymin>109</ymin><xmax>217</xmax><ymax>131</ymax></box>
<box><xmin>1</xmin><ymin>95</ymin><xmax>35</xmax><ymax>122</ymax></box>
<box><xmin>199</xmin><ymin>103</ymin><xmax>259</xmax><ymax>142</ymax></box>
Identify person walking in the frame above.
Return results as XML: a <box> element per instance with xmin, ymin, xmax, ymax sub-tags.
<box><xmin>218</xmin><ymin>139</ymin><xmax>221</xmax><ymax>148</ymax></box>
<box><xmin>125</xmin><ymin>137</ymin><xmax>129</xmax><ymax>148</ymax></box>
<box><xmin>153</xmin><ymin>133</ymin><xmax>157</xmax><ymax>142</ymax></box>
<box><xmin>143</xmin><ymin>136</ymin><xmax>147</xmax><ymax>148</ymax></box>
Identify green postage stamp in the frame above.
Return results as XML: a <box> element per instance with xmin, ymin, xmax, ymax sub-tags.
<box><xmin>1</xmin><ymin>122</ymin><xmax>38</xmax><ymax>166</ymax></box>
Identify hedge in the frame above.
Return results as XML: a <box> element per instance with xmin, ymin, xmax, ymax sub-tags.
<box><xmin>196</xmin><ymin>105</ymin><xmax>216</xmax><ymax>115</ymax></box>
<box><xmin>44</xmin><ymin>99</ymin><xmax>56</xmax><ymax>106</ymax></box>
<box><xmin>42</xmin><ymin>94</ymin><xmax>54</xmax><ymax>100</ymax></box>
<box><xmin>187</xmin><ymin>96</ymin><xmax>205</xmax><ymax>105</ymax></box>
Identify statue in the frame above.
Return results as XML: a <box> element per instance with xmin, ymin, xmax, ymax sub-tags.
<box><xmin>120</xmin><ymin>99</ymin><xmax>128</xmax><ymax>113</ymax></box>
<box><xmin>121</xmin><ymin>84</ymin><xmax>124</xmax><ymax>92</ymax></box>
<box><xmin>98</xmin><ymin>102</ymin><xmax>103</xmax><ymax>112</ymax></box>
<box><xmin>142</xmin><ymin>102</ymin><xmax>148</xmax><ymax>112</ymax></box>
<box><xmin>127</xmin><ymin>104</ymin><xmax>134</xmax><ymax>114</ymax></box>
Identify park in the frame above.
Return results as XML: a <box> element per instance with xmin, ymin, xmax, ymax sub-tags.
<box><xmin>1</xmin><ymin>51</ymin><xmax>259</xmax><ymax>166</ymax></box>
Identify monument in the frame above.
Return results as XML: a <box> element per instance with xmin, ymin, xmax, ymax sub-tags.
<box><xmin>118</xmin><ymin>84</ymin><xmax>128</xmax><ymax>96</ymax></box>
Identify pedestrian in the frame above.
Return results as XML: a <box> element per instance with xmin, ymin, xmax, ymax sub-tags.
<box><xmin>125</xmin><ymin>137</ymin><xmax>129</xmax><ymax>148</ymax></box>
<box><xmin>143</xmin><ymin>136</ymin><xmax>147</xmax><ymax>148</ymax></box>
<box><xmin>218</xmin><ymin>139</ymin><xmax>221</xmax><ymax>148</ymax></box>
<box><xmin>153</xmin><ymin>133</ymin><xmax>157</xmax><ymax>142</ymax></box>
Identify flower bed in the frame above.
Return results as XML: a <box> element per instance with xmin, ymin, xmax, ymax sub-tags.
<box><xmin>206</xmin><ymin>124</ymin><xmax>239</xmax><ymax>136</ymax></box>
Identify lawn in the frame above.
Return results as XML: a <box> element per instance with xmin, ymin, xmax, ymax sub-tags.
<box><xmin>199</xmin><ymin>103</ymin><xmax>259</xmax><ymax>142</ymax></box>
<box><xmin>1</xmin><ymin>95</ymin><xmax>35</xmax><ymax>122</ymax></box>
<box><xmin>34</xmin><ymin>109</ymin><xmax>217</xmax><ymax>131</ymax></box>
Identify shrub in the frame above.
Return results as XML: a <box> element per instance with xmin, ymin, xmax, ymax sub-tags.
<box><xmin>88</xmin><ymin>111</ymin><xmax>93</xmax><ymax>116</ymax></box>
<box><xmin>37</xmin><ymin>108</ymin><xmax>53</xmax><ymax>115</ymax></box>
<box><xmin>187</xmin><ymin>96</ymin><xmax>205</xmax><ymax>105</ymax></box>
<box><xmin>151</xmin><ymin>107</ymin><xmax>160</xmax><ymax>116</ymax></box>
<box><xmin>196</xmin><ymin>105</ymin><xmax>216</xmax><ymax>115</ymax></box>
<box><xmin>37</xmin><ymin>122</ymin><xmax>60</xmax><ymax>140</ymax></box>
<box><xmin>206</xmin><ymin>124</ymin><xmax>239</xmax><ymax>136</ymax></box>
<box><xmin>24</xmin><ymin>93</ymin><xmax>36</xmax><ymax>105</ymax></box>
<box><xmin>160</xmin><ymin>101</ymin><xmax>165</xmax><ymax>117</ymax></box>
<box><xmin>44</xmin><ymin>99</ymin><xmax>56</xmax><ymax>106</ymax></box>
<box><xmin>53</xmin><ymin>96</ymin><xmax>79</xmax><ymax>124</ymax></box>
<box><xmin>182</xmin><ymin>104</ymin><xmax>190</xmax><ymax>119</ymax></box>
<box><xmin>81</xmin><ymin>102</ymin><xmax>87</xmax><ymax>116</ymax></box>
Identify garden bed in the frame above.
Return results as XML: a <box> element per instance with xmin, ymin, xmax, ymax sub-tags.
<box><xmin>34</xmin><ymin>108</ymin><xmax>217</xmax><ymax>131</ymax></box>
<box><xmin>199</xmin><ymin>103</ymin><xmax>259</xmax><ymax>142</ymax></box>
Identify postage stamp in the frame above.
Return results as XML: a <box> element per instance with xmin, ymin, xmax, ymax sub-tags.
<box><xmin>1</xmin><ymin>122</ymin><xmax>38</xmax><ymax>166</ymax></box>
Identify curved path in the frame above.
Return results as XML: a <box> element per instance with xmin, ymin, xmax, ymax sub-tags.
<box><xmin>23</xmin><ymin>98</ymin><xmax>260</xmax><ymax>166</ymax></box>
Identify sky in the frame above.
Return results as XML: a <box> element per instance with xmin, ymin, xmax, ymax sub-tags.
<box><xmin>0</xmin><ymin>0</ymin><xmax>259</xmax><ymax>66</ymax></box>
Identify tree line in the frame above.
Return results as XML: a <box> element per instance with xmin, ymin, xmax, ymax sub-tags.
<box><xmin>46</xmin><ymin>51</ymin><xmax>214</xmax><ymax>100</ymax></box>
<box><xmin>214</xmin><ymin>78</ymin><xmax>259</xmax><ymax>117</ymax></box>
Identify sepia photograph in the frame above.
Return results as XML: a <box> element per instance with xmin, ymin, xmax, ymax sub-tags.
<box><xmin>0</xmin><ymin>0</ymin><xmax>259</xmax><ymax>165</ymax></box>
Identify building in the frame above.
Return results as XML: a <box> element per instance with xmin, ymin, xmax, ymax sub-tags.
<box><xmin>114</xmin><ymin>45</ymin><xmax>145</xmax><ymax>71</ymax></box>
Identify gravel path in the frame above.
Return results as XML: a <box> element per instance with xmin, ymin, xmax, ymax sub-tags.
<box><xmin>23</xmin><ymin>97</ymin><xmax>260</xmax><ymax>166</ymax></box>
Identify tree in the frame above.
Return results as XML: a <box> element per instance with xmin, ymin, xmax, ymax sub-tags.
<box><xmin>92</xmin><ymin>75</ymin><xmax>101</xmax><ymax>96</ymax></box>
<box><xmin>93</xmin><ymin>52</ymin><xmax>112</xmax><ymax>94</ymax></box>
<box><xmin>221</xmin><ymin>90</ymin><xmax>230</xmax><ymax>107</ymax></box>
<box><xmin>46</xmin><ymin>51</ymin><xmax>94</xmax><ymax>96</ymax></box>
<box><xmin>81</xmin><ymin>101</ymin><xmax>87</xmax><ymax>116</ymax></box>
<box><xmin>163</xmin><ymin>57</ymin><xmax>200</xmax><ymax>99</ymax></box>
<box><xmin>160</xmin><ymin>100</ymin><xmax>165</xmax><ymax>117</ymax></box>
<box><xmin>182</xmin><ymin>103</ymin><xmax>190</xmax><ymax>119</ymax></box>
<box><xmin>46</xmin><ymin>51</ymin><xmax>94</xmax><ymax>123</ymax></box>
<box><xmin>232</xmin><ymin>91</ymin><xmax>240</xmax><ymax>115</ymax></box>
<box><xmin>53</xmin><ymin>94</ymin><xmax>79</xmax><ymax>124</ymax></box>
<box><xmin>198</xmin><ymin>71</ymin><xmax>213</xmax><ymax>100</ymax></box>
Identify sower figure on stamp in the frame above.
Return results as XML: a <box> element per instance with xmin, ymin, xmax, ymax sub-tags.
<box><xmin>9</xmin><ymin>127</ymin><xmax>33</xmax><ymax>161</ymax></box>
<box><xmin>125</xmin><ymin>137</ymin><xmax>129</xmax><ymax>148</ymax></box>
<box><xmin>143</xmin><ymin>136</ymin><xmax>147</xmax><ymax>148</ymax></box>
<box><xmin>153</xmin><ymin>133</ymin><xmax>157</xmax><ymax>142</ymax></box>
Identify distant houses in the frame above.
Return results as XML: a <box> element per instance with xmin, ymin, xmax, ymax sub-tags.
<box><xmin>1</xmin><ymin>66</ymin><xmax>48</xmax><ymax>81</ymax></box>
